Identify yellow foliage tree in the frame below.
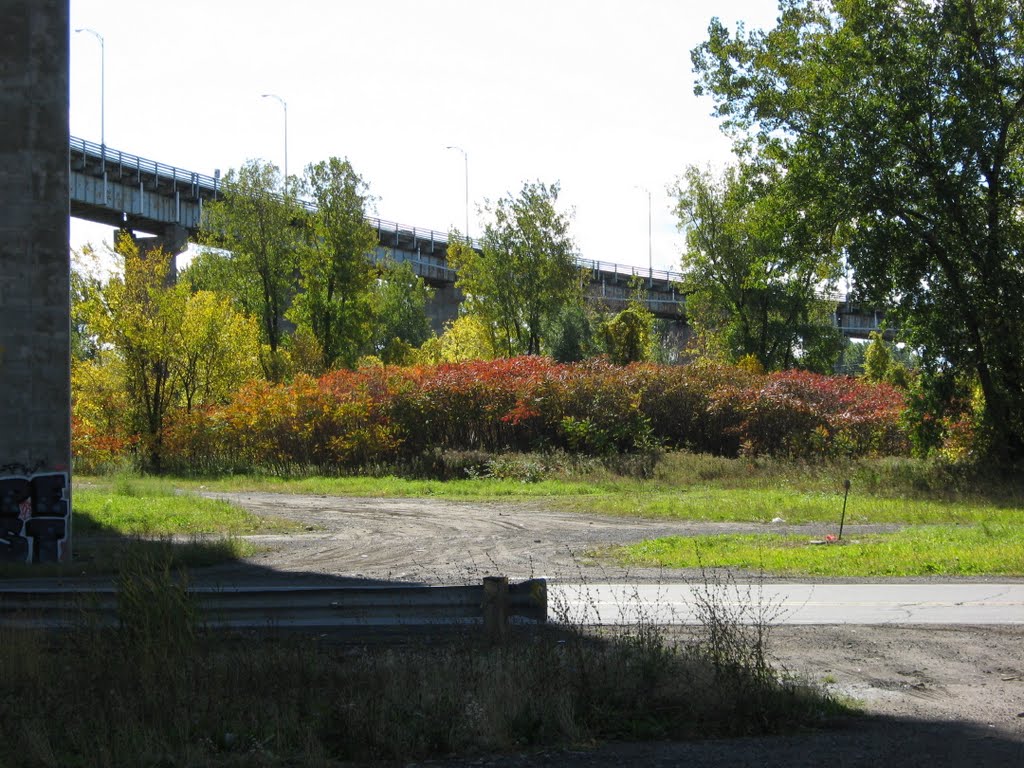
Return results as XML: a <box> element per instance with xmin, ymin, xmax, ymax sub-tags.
<box><xmin>416</xmin><ymin>315</ymin><xmax>496</xmax><ymax>364</ymax></box>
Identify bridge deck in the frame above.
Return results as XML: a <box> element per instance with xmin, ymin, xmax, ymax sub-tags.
<box><xmin>68</xmin><ymin>136</ymin><xmax>887</xmax><ymax>336</ymax></box>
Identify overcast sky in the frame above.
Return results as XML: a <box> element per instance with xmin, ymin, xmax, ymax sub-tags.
<box><xmin>69</xmin><ymin>0</ymin><xmax>780</xmax><ymax>273</ymax></box>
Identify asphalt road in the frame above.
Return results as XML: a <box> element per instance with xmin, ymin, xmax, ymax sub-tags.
<box><xmin>549</xmin><ymin>582</ymin><xmax>1024</xmax><ymax>625</ymax></box>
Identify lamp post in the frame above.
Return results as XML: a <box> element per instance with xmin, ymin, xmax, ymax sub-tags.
<box><xmin>635</xmin><ymin>185</ymin><xmax>652</xmax><ymax>285</ymax></box>
<box><xmin>261</xmin><ymin>93</ymin><xmax>288</xmax><ymax>193</ymax></box>
<box><xmin>75</xmin><ymin>27</ymin><xmax>104</xmax><ymax>165</ymax></box>
<box><xmin>446</xmin><ymin>145</ymin><xmax>468</xmax><ymax>240</ymax></box>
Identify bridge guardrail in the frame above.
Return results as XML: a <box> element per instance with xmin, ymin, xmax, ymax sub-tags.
<box><xmin>70</xmin><ymin>137</ymin><xmax>675</xmax><ymax>286</ymax></box>
<box><xmin>67</xmin><ymin>137</ymin><xmax>878</xmax><ymax>316</ymax></box>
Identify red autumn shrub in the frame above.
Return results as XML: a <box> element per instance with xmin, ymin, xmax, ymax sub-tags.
<box><xmin>71</xmin><ymin>414</ymin><xmax>139</xmax><ymax>473</ymax></box>
<box><xmin>153</xmin><ymin>357</ymin><xmax>909</xmax><ymax>473</ymax></box>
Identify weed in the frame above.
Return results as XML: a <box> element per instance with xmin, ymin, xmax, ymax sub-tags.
<box><xmin>0</xmin><ymin>560</ymin><xmax>847</xmax><ymax>766</ymax></box>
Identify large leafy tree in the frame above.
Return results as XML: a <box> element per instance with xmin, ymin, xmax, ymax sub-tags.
<box><xmin>370</xmin><ymin>259</ymin><xmax>435</xmax><ymax>364</ymax></box>
<box><xmin>289</xmin><ymin>157</ymin><xmax>379</xmax><ymax>370</ymax></box>
<box><xmin>199</xmin><ymin>159</ymin><xmax>302</xmax><ymax>379</ymax></box>
<box><xmin>448</xmin><ymin>181</ymin><xmax>581</xmax><ymax>356</ymax></box>
<box><xmin>693</xmin><ymin>0</ymin><xmax>1024</xmax><ymax>459</ymax></box>
<box><xmin>177</xmin><ymin>291</ymin><xmax>262</xmax><ymax>412</ymax></box>
<box><xmin>80</xmin><ymin>233</ymin><xmax>188</xmax><ymax>472</ymax></box>
<box><xmin>673</xmin><ymin>162</ymin><xmax>842</xmax><ymax>372</ymax></box>
<box><xmin>77</xmin><ymin>237</ymin><xmax>262</xmax><ymax>471</ymax></box>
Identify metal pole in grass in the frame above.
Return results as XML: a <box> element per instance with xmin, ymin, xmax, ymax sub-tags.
<box><xmin>839</xmin><ymin>479</ymin><xmax>851</xmax><ymax>540</ymax></box>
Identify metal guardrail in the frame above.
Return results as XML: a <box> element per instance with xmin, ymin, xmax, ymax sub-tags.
<box><xmin>70</xmin><ymin>136</ymin><xmax>220</xmax><ymax>194</ymax></box>
<box><xmin>0</xmin><ymin>577</ymin><xmax>547</xmax><ymax>636</ymax></box>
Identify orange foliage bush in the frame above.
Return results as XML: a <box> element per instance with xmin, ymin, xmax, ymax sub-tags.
<box><xmin>148</xmin><ymin>358</ymin><xmax>910</xmax><ymax>474</ymax></box>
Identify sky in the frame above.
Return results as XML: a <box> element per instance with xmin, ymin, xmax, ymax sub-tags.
<box><xmin>69</xmin><ymin>0</ymin><xmax>781</xmax><ymax>274</ymax></box>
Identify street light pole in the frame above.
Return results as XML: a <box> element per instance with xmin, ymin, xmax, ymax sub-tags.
<box><xmin>261</xmin><ymin>93</ymin><xmax>288</xmax><ymax>193</ymax></box>
<box><xmin>635</xmin><ymin>185</ymin><xmax>652</xmax><ymax>285</ymax></box>
<box><xmin>75</xmin><ymin>27</ymin><xmax>104</xmax><ymax>165</ymax></box>
<box><xmin>446</xmin><ymin>145</ymin><xmax>468</xmax><ymax>240</ymax></box>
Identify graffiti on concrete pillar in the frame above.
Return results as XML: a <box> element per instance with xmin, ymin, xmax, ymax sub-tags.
<box><xmin>0</xmin><ymin>470</ymin><xmax>70</xmax><ymax>564</ymax></box>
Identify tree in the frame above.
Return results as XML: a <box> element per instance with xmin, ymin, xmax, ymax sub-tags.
<box><xmin>547</xmin><ymin>302</ymin><xmax>600</xmax><ymax>363</ymax></box>
<box><xmin>177</xmin><ymin>291</ymin><xmax>262</xmax><ymax>412</ymax></box>
<box><xmin>416</xmin><ymin>315</ymin><xmax>496</xmax><ymax>364</ymax></box>
<box><xmin>673</xmin><ymin>163</ymin><xmax>842</xmax><ymax>372</ymax></box>
<box><xmin>70</xmin><ymin>252</ymin><xmax>102</xmax><ymax>362</ymax></box>
<box><xmin>863</xmin><ymin>332</ymin><xmax>893</xmax><ymax>385</ymax></box>
<box><xmin>199</xmin><ymin>159</ymin><xmax>302</xmax><ymax>379</ymax></box>
<box><xmin>371</xmin><ymin>259</ymin><xmax>434</xmax><ymax>364</ymax></box>
<box><xmin>448</xmin><ymin>181</ymin><xmax>581</xmax><ymax>356</ymax></box>
<box><xmin>80</xmin><ymin>233</ymin><xmax>188</xmax><ymax>471</ymax></box>
<box><xmin>288</xmin><ymin>157</ymin><xmax>379</xmax><ymax>371</ymax></box>
<box><xmin>693</xmin><ymin>0</ymin><xmax>1024</xmax><ymax>459</ymax></box>
<box><xmin>599</xmin><ymin>280</ymin><xmax>657</xmax><ymax>365</ymax></box>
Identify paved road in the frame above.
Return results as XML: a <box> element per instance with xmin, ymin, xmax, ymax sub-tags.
<box><xmin>549</xmin><ymin>582</ymin><xmax>1024</xmax><ymax>625</ymax></box>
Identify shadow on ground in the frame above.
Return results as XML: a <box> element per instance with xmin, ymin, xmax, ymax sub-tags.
<box><xmin>2</xmin><ymin>508</ymin><xmax>1021</xmax><ymax>766</ymax></box>
<box><xmin>412</xmin><ymin>715</ymin><xmax>1024</xmax><ymax>767</ymax></box>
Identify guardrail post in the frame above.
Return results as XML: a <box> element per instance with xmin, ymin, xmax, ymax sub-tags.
<box><xmin>482</xmin><ymin>576</ymin><xmax>509</xmax><ymax>645</ymax></box>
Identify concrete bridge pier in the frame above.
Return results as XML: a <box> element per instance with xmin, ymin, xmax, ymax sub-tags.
<box><xmin>0</xmin><ymin>0</ymin><xmax>73</xmax><ymax>563</ymax></box>
<box><xmin>123</xmin><ymin>223</ymin><xmax>190</xmax><ymax>275</ymax></box>
<box><xmin>425</xmin><ymin>282</ymin><xmax>462</xmax><ymax>334</ymax></box>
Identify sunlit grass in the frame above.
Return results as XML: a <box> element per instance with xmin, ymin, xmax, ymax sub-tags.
<box><xmin>74</xmin><ymin>484</ymin><xmax>302</xmax><ymax>536</ymax></box>
<box><xmin>607</xmin><ymin>523</ymin><xmax>1024</xmax><ymax>577</ymax></box>
<box><xmin>72</xmin><ymin>452</ymin><xmax>1024</xmax><ymax>579</ymax></box>
<box><xmin>557</xmin><ymin>487</ymin><xmax>1023</xmax><ymax>525</ymax></box>
<box><xmin>95</xmin><ymin>471</ymin><xmax>1022</xmax><ymax>527</ymax></box>
<box><xmin>93</xmin><ymin>472</ymin><xmax>616</xmax><ymax>502</ymax></box>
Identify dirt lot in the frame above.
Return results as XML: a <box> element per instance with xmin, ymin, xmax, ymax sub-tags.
<box><xmin>199</xmin><ymin>491</ymin><xmax>1024</xmax><ymax>766</ymax></box>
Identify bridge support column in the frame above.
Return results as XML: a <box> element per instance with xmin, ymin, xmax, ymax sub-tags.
<box><xmin>426</xmin><ymin>283</ymin><xmax>462</xmax><ymax>334</ymax></box>
<box><xmin>122</xmin><ymin>224</ymin><xmax>190</xmax><ymax>278</ymax></box>
<box><xmin>0</xmin><ymin>0</ymin><xmax>72</xmax><ymax>562</ymax></box>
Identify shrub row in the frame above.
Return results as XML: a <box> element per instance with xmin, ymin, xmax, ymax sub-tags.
<box><xmin>139</xmin><ymin>358</ymin><xmax>908</xmax><ymax>475</ymax></box>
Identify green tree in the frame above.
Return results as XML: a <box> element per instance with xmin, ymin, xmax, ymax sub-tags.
<box><xmin>448</xmin><ymin>181</ymin><xmax>581</xmax><ymax>356</ymax></box>
<box><xmin>416</xmin><ymin>315</ymin><xmax>496</xmax><ymax>364</ymax></box>
<box><xmin>80</xmin><ymin>233</ymin><xmax>188</xmax><ymax>472</ymax></box>
<box><xmin>863</xmin><ymin>332</ymin><xmax>893</xmax><ymax>384</ymax></box>
<box><xmin>371</xmin><ymin>259</ymin><xmax>435</xmax><ymax>364</ymax></box>
<box><xmin>599</xmin><ymin>280</ymin><xmax>657</xmax><ymax>365</ymax></box>
<box><xmin>178</xmin><ymin>291</ymin><xmax>262</xmax><ymax>412</ymax></box>
<box><xmin>289</xmin><ymin>157</ymin><xmax>379</xmax><ymax>370</ymax></box>
<box><xmin>547</xmin><ymin>302</ymin><xmax>599</xmax><ymax>363</ymax></box>
<box><xmin>70</xmin><ymin>248</ymin><xmax>103</xmax><ymax>362</ymax></box>
<box><xmin>835</xmin><ymin>337</ymin><xmax>868</xmax><ymax>376</ymax></box>
<box><xmin>198</xmin><ymin>159</ymin><xmax>302</xmax><ymax>379</ymax></box>
<box><xmin>693</xmin><ymin>0</ymin><xmax>1024</xmax><ymax>459</ymax></box>
<box><xmin>673</xmin><ymin>163</ymin><xmax>842</xmax><ymax>371</ymax></box>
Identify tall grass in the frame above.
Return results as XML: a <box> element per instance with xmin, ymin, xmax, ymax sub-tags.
<box><xmin>0</xmin><ymin>555</ymin><xmax>846</xmax><ymax>766</ymax></box>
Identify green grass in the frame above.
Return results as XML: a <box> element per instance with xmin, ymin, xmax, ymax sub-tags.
<box><xmin>73</xmin><ymin>453</ymin><xmax>1024</xmax><ymax>578</ymax></box>
<box><xmin>0</xmin><ymin>476</ymin><xmax>296</xmax><ymax>578</ymax></box>
<box><xmin>74</xmin><ymin>476</ymin><xmax>303</xmax><ymax>536</ymax></box>
<box><xmin>156</xmin><ymin>472</ymin><xmax>618</xmax><ymax>500</ymax></box>
<box><xmin>118</xmin><ymin>457</ymin><xmax>1023</xmax><ymax>527</ymax></box>
<box><xmin>558</xmin><ymin>487</ymin><xmax>1023</xmax><ymax>525</ymax></box>
<box><xmin>608</xmin><ymin>523</ymin><xmax>1024</xmax><ymax>577</ymax></box>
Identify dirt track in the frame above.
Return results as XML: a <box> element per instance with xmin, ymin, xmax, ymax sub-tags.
<box><xmin>200</xmin><ymin>491</ymin><xmax>1024</xmax><ymax>766</ymax></box>
<box><xmin>202</xmin><ymin>491</ymin><xmax>911</xmax><ymax>584</ymax></box>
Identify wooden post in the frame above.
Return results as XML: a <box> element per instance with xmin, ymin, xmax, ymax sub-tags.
<box><xmin>482</xmin><ymin>576</ymin><xmax>509</xmax><ymax>645</ymax></box>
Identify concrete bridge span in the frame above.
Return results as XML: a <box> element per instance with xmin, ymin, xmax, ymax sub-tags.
<box><xmin>69</xmin><ymin>136</ymin><xmax>887</xmax><ymax>338</ymax></box>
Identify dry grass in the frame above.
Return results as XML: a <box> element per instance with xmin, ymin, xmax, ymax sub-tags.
<box><xmin>0</xmin><ymin>554</ymin><xmax>847</xmax><ymax>766</ymax></box>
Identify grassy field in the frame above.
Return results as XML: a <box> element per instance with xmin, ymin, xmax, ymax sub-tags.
<box><xmin>66</xmin><ymin>452</ymin><xmax>1024</xmax><ymax>578</ymax></box>
<box><xmin>1</xmin><ymin>476</ymin><xmax>302</xmax><ymax>578</ymax></box>
<box><xmin>75</xmin><ymin>474</ymin><xmax>303</xmax><ymax>536</ymax></box>
<box><xmin>609</xmin><ymin>523</ymin><xmax>1024</xmax><ymax>577</ymax></box>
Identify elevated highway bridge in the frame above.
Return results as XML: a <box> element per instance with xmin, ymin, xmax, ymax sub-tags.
<box><xmin>69</xmin><ymin>136</ymin><xmax>887</xmax><ymax>338</ymax></box>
